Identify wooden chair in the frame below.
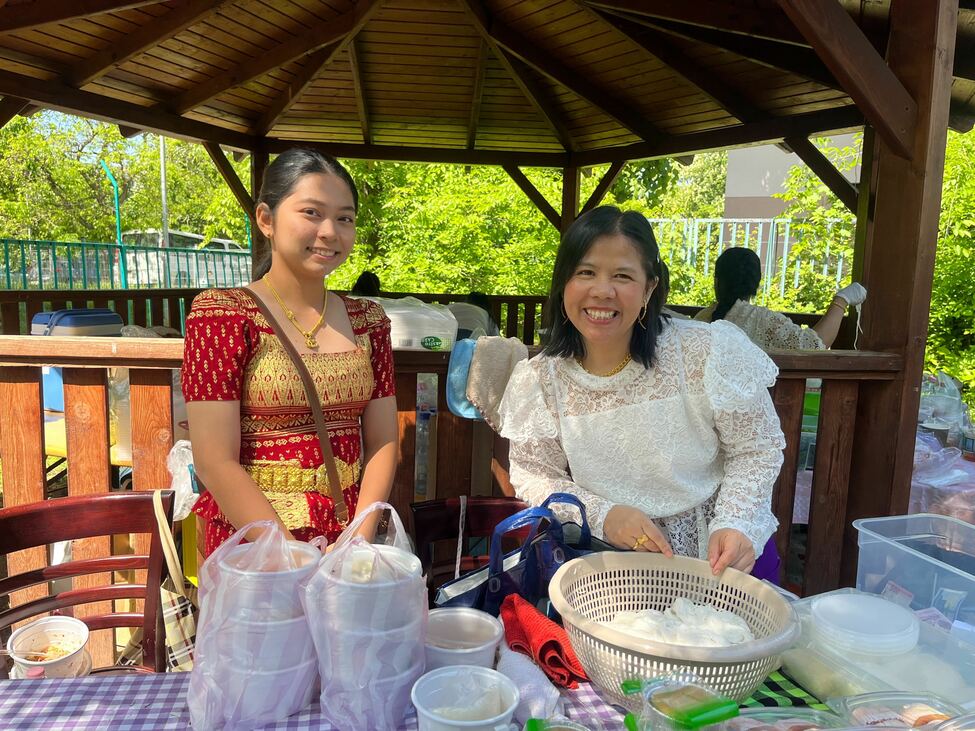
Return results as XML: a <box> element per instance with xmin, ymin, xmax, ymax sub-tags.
<box><xmin>0</xmin><ymin>490</ymin><xmax>174</xmax><ymax>676</ymax></box>
<box><xmin>411</xmin><ymin>496</ymin><xmax>528</xmax><ymax>602</ymax></box>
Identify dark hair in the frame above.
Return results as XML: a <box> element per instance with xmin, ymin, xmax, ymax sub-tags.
<box><xmin>711</xmin><ymin>247</ymin><xmax>761</xmax><ymax>322</ymax></box>
<box><xmin>542</xmin><ymin>206</ymin><xmax>667</xmax><ymax>368</ymax></box>
<box><xmin>350</xmin><ymin>270</ymin><xmax>380</xmax><ymax>296</ymax></box>
<box><xmin>253</xmin><ymin>148</ymin><xmax>359</xmax><ymax>278</ymax></box>
<box><xmin>465</xmin><ymin>291</ymin><xmax>492</xmax><ymax>313</ymax></box>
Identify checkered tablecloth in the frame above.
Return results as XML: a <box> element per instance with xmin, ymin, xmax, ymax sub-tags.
<box><xmin>0</xmin><ymin>670</ymin><xmax>823</xmax><ymax>730</ymax></box>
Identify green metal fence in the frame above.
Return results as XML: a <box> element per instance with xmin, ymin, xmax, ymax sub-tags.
<box><xmin>1</xmin><ymin>239</ymin><xmax>252</xmax><ymax>290</ymax></box>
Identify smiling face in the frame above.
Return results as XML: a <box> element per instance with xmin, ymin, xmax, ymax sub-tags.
<box><xmin>561</xmin><ymin>233</ymin><xmax>656</xmax><ymax>353</ymax></box>
<box><xmin>257</xmin><ymin>172</ymin><xmax>356</xmax><ymax>279</ymax></box>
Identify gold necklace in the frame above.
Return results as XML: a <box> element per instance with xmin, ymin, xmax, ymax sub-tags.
<box><xmin>577</xmin><ymin>353</ymin><xmax>632</xmax><ymax>377</ymax></box>
<box><xmin>262</xmin><ymin>274</ymin><xmax>327</xmax><ymax>349</ymax></box>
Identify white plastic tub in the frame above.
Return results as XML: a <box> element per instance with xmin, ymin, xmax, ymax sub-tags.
<box><xmin>425</xmin><ymin>608</ymin><xmax>504</xmax><ymax>671</ymax></box>
<box><xmin>8</xmin><ymin>616</ymin><xmax>89</xmax><ymax>678</ymax></box>
<box><xmin>411</xmin><ymin>665</ymin><xmax>520</xmax><ymax>731</ymax></box>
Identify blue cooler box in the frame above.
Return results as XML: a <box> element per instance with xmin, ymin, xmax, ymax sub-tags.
<box><xmin>32</xmin><ymin>308</ymin><xmax>124</xmax><ymax>411</ymax></box>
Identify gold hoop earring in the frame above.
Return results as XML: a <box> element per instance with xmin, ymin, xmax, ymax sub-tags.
<box><xmin>637</xmin><ymin>301</ymin><xmax>648</xmax><ymax>329</ymax></box>
<box><xmin>561</xmin><ymin>301</ymin><xmax>569</xmax><ymax>324</ymax></box>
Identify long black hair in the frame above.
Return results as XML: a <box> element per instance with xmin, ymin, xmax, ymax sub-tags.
<box><xmin>543</xmin><ymin>206</ymin><xmax>668</xmax><ymax>368</ymax></box>
<box><xmin>253</xmin><ymin>148</ymin><xmax>359</xmax><ymax>278</ymax></box>
<box><xmin>711</xmin><ymin>247</ymin><xmax>761</xmax><ymax>322</ymax></box>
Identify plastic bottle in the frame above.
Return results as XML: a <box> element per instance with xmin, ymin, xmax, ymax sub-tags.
<box><xmin>415</xmin><ymin>411</ymin><xmax>431</xmax><ymax>498</ymax></box>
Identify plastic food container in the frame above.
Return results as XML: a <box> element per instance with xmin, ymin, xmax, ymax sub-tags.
<box><xmin>716</xmin><ymin>707</ymin><xmax>847</xmax><ymax>730</ymax></box>
<box><xmin>780</xmin><ymin>589</ymin><xmax>975</xmax><ymax>706</ymax></box>
<box><xmin>810</xmin><ymin>593</ymin><xmax>919</xmax><ymax>658</ymax></box>
<box><xmin>934</xmin><ymin>711</ymin><xmax>975</xmax><ymax>731</ymax></box>
<box><xmin>425</xmin><ymin>608</ymin><xmax>504</xmax><ymax>671</ymax></box>
<box><xmin>854</xmin><ymin>514</ymin><xmax>975</xmax><ymax>632</ymax></box>
<box><xmin>411</xmin><ymin>665</ymin><xmax>520</xmax><ymax>731</ymax></box>
<box><xmin>828</xmin><ymin>692</ymin><xmax>964</xmax><ymax>728</ymax></box>
<box><xmin>218</xmin><ymin>540</ymin><xmax>319</xmax><ymax>620</ymax></box>
<box><xmin>7</xmin><ymin>616</ymin><xmax>90</xmax><ymax>678</ymax></box>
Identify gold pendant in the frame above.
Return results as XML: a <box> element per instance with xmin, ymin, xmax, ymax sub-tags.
<box><xmin>304</xmin><ymin>335</ymin><xmax>318</xmax><ymax>349</ymax></box>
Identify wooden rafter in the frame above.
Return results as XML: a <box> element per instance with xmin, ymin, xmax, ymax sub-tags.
<box><xmin>257</xmin><ymin>0</ymin><xmax>381</xmax><ymax>136</ymax></box>
<box><xmin>561</xmin><ymin>166</ymin><xmax>581</xmax><ymax>230</ymax></box>
<box><xmin>775</xmin><ymin>0</ymin><xmax>917</xmax><ymax>158</ymax></box>
<box><xmin>502</xmin><ymin>165</ymin><xmax>561</xmax><ymax>229</ymax></box>
<box><xmin>265</xmin><ymin>139</ymin><xmax>567</xmax><ymax>167</ymax></box>
<box><xmin>117</xmin><ymin>124</ymin><xmax>142</xmax><ymax>138</ymax></box>
<box><xmin>69</xmin><ymin>0</ymin><xmax>232</xmax><ymax>88</ymax></box>
<box><xmin>0</xmin><ymin>0</ymin><xmax>162</xmax><ymax>33</ymax></box>
<box><xmin>464</xmin><ymin>0</ymin><xmax>663</xmax><ymax>143</ymax></box>
<box><xmin>467</xmin><ymin>40</ymin><xmax>488</xmax><ymax>149</ymax></box>
<box><xmin>460</xmin><ymin>3</ymin><xmax>575</xmax><ymax>151</ymax></box>
<box><xmin>595</xmin><ymin>10</ymin><xmax>763</xmax><ymax>123</ymax></box>
<box><xmin>203</xmin><ymin>142</ymin><xmax>255</xmax><ymax>221</ymax></box>
<box><xmin>580</xmin><ymin>161</ymin><xmax>626</xmax><ymax>215</ymax></box>
<box><xmin>0</xmin><ymin>95</ymin><xmax>27</xmax><ymax>129</ymax></box>
<box><xmin>171</xmin><ymin>3</ymin><xmax>370</xmax><ymax>115</ymax></box>
<box><xmin>348</xmin><ymin>40</ymin><xmax>370</xmax><ymax>145</ymax></box>
<box><xmin>635</xmin><ymin>16</ymin><xmax>839</xmax><ymax>89</ymax></box>
<box><xmin>785</xmin><ymin>136</ymin><xmax>859</xmax><ymax>212</ymax></box>
<box><xmin>584</xmin><ymin>0</ymin><xmax>807</xmax><ymax>45</ymax></box>
<box><xmin>0</xmin><ymin>68</ymin><xmax>258</xmax><ymax>149</ymax></box>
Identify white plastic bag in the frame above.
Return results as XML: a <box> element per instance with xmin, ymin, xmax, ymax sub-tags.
<box><xmin>165</xmin><ymin>440</ymin><xmax>196</xmax><ymax>521</ymax></box>
<box><xmin>188</xmin><ymin>522</ymin><xmax>320</xmax><ymax>730</ymax></box>
<box><xmin>366</xmin><ymin>296</ymin><xmax>458</xmax><ymax>351</ymax></box>
<box><xmin>303</xmin><ymin>502</ymin><xmax>428</xmax><ymax>731</ymax></box>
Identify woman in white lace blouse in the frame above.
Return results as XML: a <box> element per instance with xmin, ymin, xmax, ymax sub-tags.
<box><xmin>694</xmin><ymin>247</ymin><xmax>867</xmax><ymax>350</ymax></box>
<box><xmin>498</xmin><ymin>207</ymin><xmax>785</xmax><ymax>577</ymax></box>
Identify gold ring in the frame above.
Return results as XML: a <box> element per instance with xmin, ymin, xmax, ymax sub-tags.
<box><xmin>632</xmin><ymin>534</ymin><xmax>650</xmax><ymax>550</ymax></box>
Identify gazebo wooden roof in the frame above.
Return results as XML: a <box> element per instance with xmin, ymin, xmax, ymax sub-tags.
<box><xmin>0</xmin><ymin>0</ymin><xmax>972</xmax><ymax>170</ymax></box>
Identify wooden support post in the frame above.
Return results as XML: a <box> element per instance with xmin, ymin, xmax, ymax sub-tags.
<box><xmin>580</xmin><ymin>161</ymin><xmax>625</xmax><ymax>215</ymax></box>
<box><xmin>785</xmin><ymin>136</ymin><xmax>859</xmax><ymax>213</ymax></box>
<box><xmin>250</xmin><ymin>148</ymin><xmax>269</xmax><ymax>280</ymax></box>
<box><xmin>62</xmin><ymin>369</ymin><xmax>113</xmax><ymax>667</ymax></box>
<box><xmin>503</xmin><ymin>165</ymin><xmax>561</xmax><ymax>230</ymax></box>
<box><xmin>843</xmin><ymin>0</ymin><xmax>957</xmax><ymax>586</ymax></box>
<box><xmin>561</xmin><ymin>166</ymin><xmax>581</xmax><ymax>232</ymax></box>
<box><xmin>0</xmin><ymin>95</ymin><xmax>28</xmax><ymax>130</ymax></box>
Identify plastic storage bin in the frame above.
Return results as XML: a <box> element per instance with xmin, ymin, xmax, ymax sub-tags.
<box><xmin>854</xmin><ymin>514</ymin><xmax>975</xmax><ymax>631</ymax></box>
<box><xmin>31</xmin><ymin>308</ymin><xmax>123</xmax><ymax>411</ymax></box>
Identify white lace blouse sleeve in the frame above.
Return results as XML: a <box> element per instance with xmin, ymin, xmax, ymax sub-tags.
<box><xmin>705</xmin><ymin>321</ymin><xmax>786</xmax><ymax>554</ymax></box>
<box><xmin>758</xmin><ymin>308</ymin><xmax>825</xmax><ymax>350</ymax></box>
<box><xmin>498</xmin><ymin>359</ymin><xmax>617</xmax><ymax>538</ymax></box>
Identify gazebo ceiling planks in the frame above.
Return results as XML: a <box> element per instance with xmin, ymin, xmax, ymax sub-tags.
<box><xmin>0</xmin><ymin>0</ymin><xmax>971</xmax><ymax>166</ymax></box>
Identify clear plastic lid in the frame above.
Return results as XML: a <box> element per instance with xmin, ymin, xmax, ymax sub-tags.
<box><xmin>718</xmin><ymin>707</ymin><xmax>846</xmax><ymax>730</ymax></box>
<box><xmin>811</xmin><ymin>594</ymin><xmax>919</xmax><ymax>656</ymax></box>
<box><xmin>933</xmin><ymin>711</ymin><xmax>975</xmax><ymax>731</ymax></box>
<box><xmin>829</xmin><ymin>692</ymin><xmax>965</xmax><ymax>728</ymax></box>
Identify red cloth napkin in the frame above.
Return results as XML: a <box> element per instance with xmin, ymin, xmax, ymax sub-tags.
<box><xmin>499</xmin><ymin>594</ymin><xmax>589</xmax><ymax>688</ymax></box>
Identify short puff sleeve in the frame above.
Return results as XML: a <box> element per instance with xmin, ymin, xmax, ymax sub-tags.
<box><xmin>362</xmin><ymin>300</ymin><xmax>395</xmax><ymax>400</ymax></box>
<box><xmin>181</xmin><ymin>289</ymin><xmax>258</xmax><ymax>402</ymax></box>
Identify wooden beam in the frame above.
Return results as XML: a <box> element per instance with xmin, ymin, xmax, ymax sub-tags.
<box><xmin>595</xmin><ymin>10</ymin><xmax>764</xmax><ymax>123</ymax></box>
<box><xmin>584</xmin><ymin>0</ymin><xmax>807</xmax><ymax>45</ymax></box>
<box><xmin>464</xmin><ymin>0</ymin><xmax>662</xmax><ymax>143</ymax></box>
<box><xmin>467</xmin><ymin>40</ymin><xmax>489</xmax><ymax>149</ymax></box>
<box><xmin>460</xmin><ymin>3</ymin><xmax>575</xmax><ymax>151</ymax></box>
<box><xmin>348</xmin><ymin>40</ymin><xmax>370</xmax><ymax>145</ymax></box>
<box><xmin>251</xmin><ymin>148</ymin><xmax>269</xmax><ymax>279</ymax></box>
<box><xmin>503</xmin><ymin>165</ymin><xmax>561</xmax><ymax>229</ymax></box>
<box><xmin>580</xmin><ymin>160</ymin><xmax>626</xmax><ymax>214</ymax></box>
<box><xmin>775</xmin><ymin>0</ymin><xmax>917</xmax><ymax>158</ymax></box>
<box><xmin>117</xmin><ymin>124</ymin><xmax>142</xmax><ymax>138</ymax></box>
<box><xmin>572</xmin><ymin>105</ymin><xmax>863</xmax><ymax>166</ymax></box>
<box><xmin>263</xmin><ymin>138</ymin><xmax>569</xmax><ymax>167</ymax></box>
<box><xmin>0</xmin><ymin>69</ymin><xmax>258</xmax><ymax>149</ymax></box>
<box><xmin>172</xmin><ymin>2</ymin><xmax>370</xmax><ymax>114</ymax></box>
<box><xmin>785</xmin><ymin>136</ymin><xmax>859</xmax><ymax>212</ymax></box>
<box><xmin>203</xmin><ymin>142</ymin><xmax>255</xmax><ymax>222</ymax></box>
<box><xmin>0</xmin><ymin>95</ymin><xmax>27</xmax><ymax>129</ymax></box>
<box><xmin>636</xmin><ymin>16</ymin><xmax>839</xmax><ymax>89</ymax></box>
<box><xmin>0</xmin><ymin>0</ymin><xmax>161</xmax><ymax>33</ymax></box>
<box><xmin>69</xmin><ymin>0</ymin><xmax>231</xmax><ymax>87</ymax></box>
<box><xmin>843</xmin><ymin>0</ymin><xmax>957</xmax><ymax>586</ymax></box>
<box><xmin>257</xmin><ymin>42</ymin><xmax>343</xmax><ymax>135</ymax></box>
<box><xmin>561</xmin><ymin>166</ymin><xmax>581</xmax><ymax>231</ymax></box>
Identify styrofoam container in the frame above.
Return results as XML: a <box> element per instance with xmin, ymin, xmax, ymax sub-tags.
<box><xmin>212</xmin><ymin>614</ymin><xmax>313</xmax><ymax>668</ymax></box>
<box><xmin>8</xmin><ymin>616</ymin><xmax>89</xmax><ymax>678</ymax></box>
<box><xmin>425</xmin><ymin>608</ymin><xmax>504</xmax><ymax>671</ymax></box>
<box><xmin>219</xmin><ymin>656</ymin><xmax>317</xmax><ymax>724</ymax></box>
<box><xmin>317</xmin><ymin>613</ymin><xmax>426</xmax><ymax>678</ymax></box>
<box><xmin>411</xmin><ymin>665</ymin><xmax>520</xmax><ymax>731</ymax></box>
<box><xmin>218</xmin><ymin>540</ymin><xmax>319</xmax><ymax>620</ymax></box>
<box><xmin>854</xmin><ymin>514</ymin><xmax>975</xmax><ymax>632</ymax></box>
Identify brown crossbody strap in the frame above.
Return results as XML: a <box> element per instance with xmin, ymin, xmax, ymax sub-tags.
<box><xmin>242</xmin><ymin>286</ymin><xmax>349</xmax><ymax>525</ymax></box>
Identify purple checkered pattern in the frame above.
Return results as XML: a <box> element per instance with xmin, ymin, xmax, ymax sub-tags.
<box><xmin>0</xmin><ymin>675</ymin><xmax>627</xmax><ymax>730</ymax></box>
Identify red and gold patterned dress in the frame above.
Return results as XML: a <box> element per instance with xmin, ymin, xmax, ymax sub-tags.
<box><xmin>181</xmin><ymin>289</ymin><xmax>395</xmax><ymax>557</ymax></box>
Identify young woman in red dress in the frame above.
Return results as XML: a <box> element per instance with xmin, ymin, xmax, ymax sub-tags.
<box><xmin>181</xmin><ymin>149</ymin><xmax>397</xmax><ymax>557</ymax></box>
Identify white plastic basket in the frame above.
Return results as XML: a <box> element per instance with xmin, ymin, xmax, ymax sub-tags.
<box><xmin>548</xmin><ymin>553</ymin><xmax>800</xmax><ymax>710</ymax></box>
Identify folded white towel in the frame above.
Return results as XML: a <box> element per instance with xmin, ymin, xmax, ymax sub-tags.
<box><xmin>496</xmin><ymin>640</ymin><xmax>563</xmax><ymax>725</ymax></box>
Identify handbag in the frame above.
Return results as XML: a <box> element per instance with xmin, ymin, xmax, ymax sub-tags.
<box><xmin>239</xmin><ymin>287</ymin><xmax>348</xmax><ymax>525</ymax></box>
<box><xmin>434</xmin><ymin>492</ymin><xmax>615</xmax><ymax>616</ymax></box>
<box><xmin>118</xmin><ymin>489</ymin><xmax>198</xmax><ymax>671</ymax></box>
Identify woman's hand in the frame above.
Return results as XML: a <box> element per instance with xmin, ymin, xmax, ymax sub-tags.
<box><xmin>707</xmin><ymin>528</ymin><xmax>755</xmax><ymax>575</ymax></box>
<box><xmin>604</xmin><ymin>505</ymin><xmax>673</xmax><ymax>556</ymax></box>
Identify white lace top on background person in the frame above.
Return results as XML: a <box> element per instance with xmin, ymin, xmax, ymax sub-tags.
<box><xmin>497</xmin><ymin>318</ymin><xmax>785</xmax><ymax>559</ymax></box>
<box><xmin>694</xmin><ymin>300</ymin><xmax>825</xmax><ymax>351</ymax></box>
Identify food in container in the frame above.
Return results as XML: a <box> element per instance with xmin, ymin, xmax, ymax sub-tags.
<box><xmin>933</xmin><ymin>711</ymin><xmax>975</xmax><ymax>731</ymax></box>
<box><xmin>828</xmin><ymin>693</ymin><xmax>964</xmax><ymax>728</ymax></box>
<box><xmin>411</xmin><ymin>665</ymin><xmax>520</xmax><ymax>731</ymax></box>
<box><xmin>716</xmin><ymin>707</ymin><xmax>846</xmax><ymax>731</ymax></box>
<box><xmin>605</xmin><ymin>597</ymin><xmax>755</xmax><ymax>648</ymax></box>
<box><xmin>621</xmin><ymin>674</ymin><xmax>740</xmax><ymax>731</ymax></box>
<box><xmin>7</xmin><ymin>616</ymin><xmax>90</xmax><ymax>679</ymax></box>
<box><xmin>217</xmin><ymin>540</ymin><xmax>319</xmax><ymax>620</ymax></box>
